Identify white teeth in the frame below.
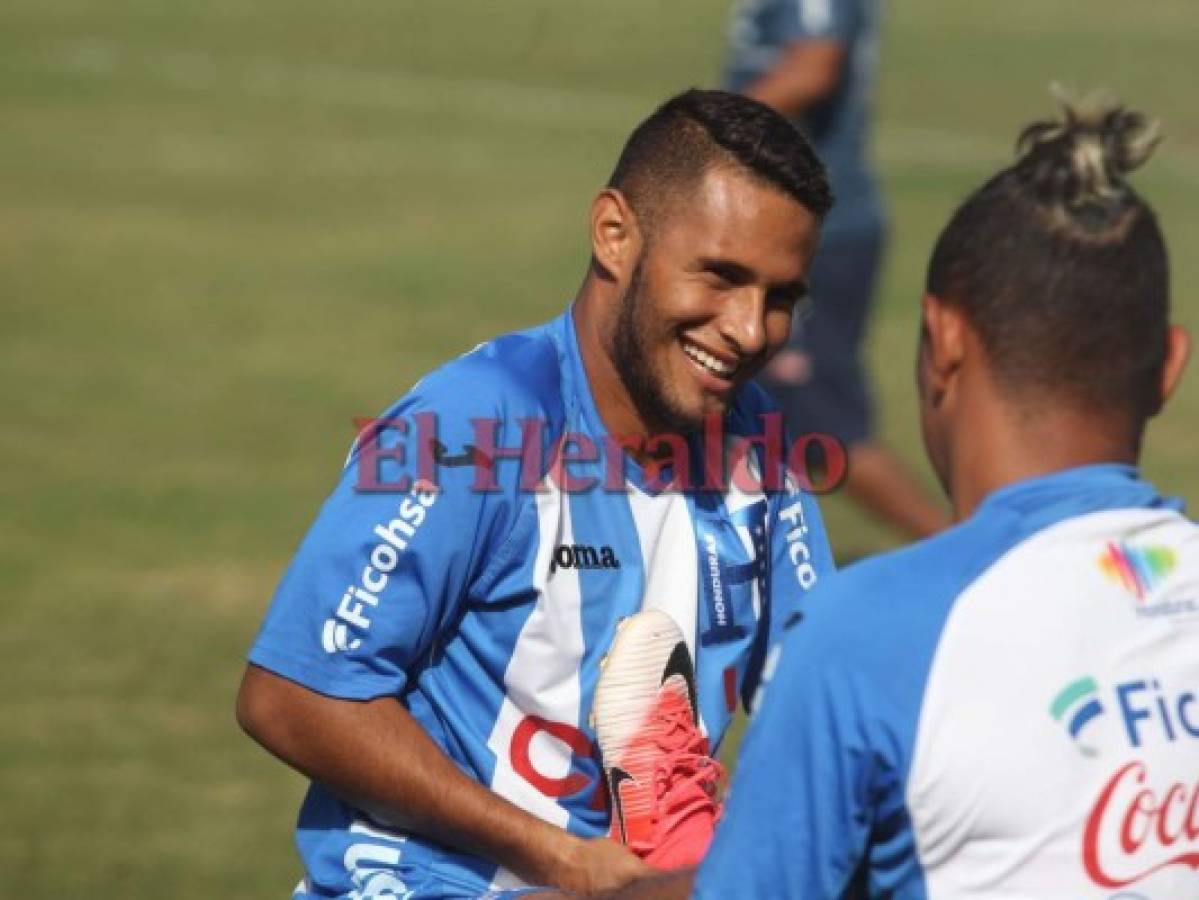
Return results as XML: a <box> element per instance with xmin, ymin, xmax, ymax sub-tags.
<box><xmin>682</xmin><ymin>341</ymin><xmax>735</xmax><ymax>378</ymax></box>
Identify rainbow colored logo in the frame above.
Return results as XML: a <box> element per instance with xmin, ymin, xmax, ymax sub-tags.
<box><xmin>1097</xmin><ymin>542</ymin><xmax>1176</xmax><ymax>602</ymax></box>
<box><xmin>1049</xmin><ymin>675</ymin><xmax>1104</xmax><ymax>755</ymax></box>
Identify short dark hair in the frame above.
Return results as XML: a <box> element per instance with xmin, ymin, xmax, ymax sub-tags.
<box><xmin>607</xmin><ymin>88</ymin><xmax>832</xmax><ymax>235</ymax></box>
<box><xmin>926</xmin><ymin>94</ymin><xmax>1169</xmax><ymax>425</ymax></box>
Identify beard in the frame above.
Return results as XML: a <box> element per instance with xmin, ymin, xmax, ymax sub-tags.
<box><xmin>612</xmin><ymin>255</ymin><xmax>700</xmax><ymax>437</ymax></box>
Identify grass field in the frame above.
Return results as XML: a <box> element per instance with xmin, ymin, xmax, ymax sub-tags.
<box><xmin>2</xmin><ymin>1</ymin><xmax>1197</xmax><ymax>895</ymax></box>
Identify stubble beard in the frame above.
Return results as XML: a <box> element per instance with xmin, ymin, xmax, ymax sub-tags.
<box><xmin>612</xmin><ymin>255</ymin><xmax>701</xmax><ymax>439</ymax></box>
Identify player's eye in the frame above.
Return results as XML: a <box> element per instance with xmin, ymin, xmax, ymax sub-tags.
<box><xmin>767</xmin><ymin>284</ymin><xmax>811</xmax><ymax>317</ymax></box>
<box><xmin>701</xmin><ymin>262</ymin><xmax>751</xmax><ymax>289</ymax></box>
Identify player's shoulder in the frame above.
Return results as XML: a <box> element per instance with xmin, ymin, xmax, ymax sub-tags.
<box><xmin>758</xmin><ymin>514</ymin><xmax>1026</xmax><ymax>743</ymax></box>
<box><xmin>797</xmin><ymin>510</ymin><xmax>1025</xmax><ymax>669</ymax></box>
<box><xmin>394</xmin><ymin>316</ymin><xmax>570</xmax><ymax>429</ymax></box>
<box><xmin>836</xmin><ymin>513</ymin><xmax>1015</xmax><ymax>602</ymax></box>
<box><xmin>345</xmin><ymin>316</ymin><xmax>570</xmax><ymax>493</ymax></box>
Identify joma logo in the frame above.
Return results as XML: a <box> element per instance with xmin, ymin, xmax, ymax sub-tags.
<box><xmin>550</xmin><ymin>544</ymin><xmax>621</xmax><ymax>573</ymax></box>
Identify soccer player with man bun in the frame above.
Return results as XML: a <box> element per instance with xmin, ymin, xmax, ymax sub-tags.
<box><xmin>607</xmin><ymin>94</ymin><xmax>1199</xmax><ymax>899</ymax></box>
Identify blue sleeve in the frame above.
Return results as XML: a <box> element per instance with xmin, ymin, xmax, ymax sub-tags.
<box><xmin>774</xmin><ymin>0</ymin><xmax>858</xmax><ymax>43</ymax></box>
<box><xmin>698</xmin><ymin>574</ymin><xmax>888</xmax><ymax>899</ymax></box>
<box><xmin>696</xmin><ymin>520</ymin><xmax>1013</xmax><ymax>898</ymax></box>
<box><xmin>247</xmin><ymin>362</ymin><xmax>538</xmax><ymax>701</ymax></box>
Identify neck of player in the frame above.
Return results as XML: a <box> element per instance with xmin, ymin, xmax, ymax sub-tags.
<box><xmin>944</xmin><ymin>383</ymin><xmax>1141</xmax><ymax>523</ymax></box>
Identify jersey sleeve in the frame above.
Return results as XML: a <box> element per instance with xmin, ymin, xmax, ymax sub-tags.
<box><xmin>775</xmin><ymin>0</ymin><xmax>859</xmax><ymax>43</ymax></box>
<box><xmin>695</xmin><ymin>572</ymin><xmax>894</xmax><ymax>898</ymax></box>
<box><xmin>696</xmin><ymin>524</ymin><xmax>997</xmax><ymax>898</ymax></box>
<box><xmin>247</xmin><ymin>361</ymin><xmax>538</xmax><ymax>701</ymax></box>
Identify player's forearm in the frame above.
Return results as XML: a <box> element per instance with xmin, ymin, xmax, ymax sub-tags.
<box><xmin>336</xmin><ymin>698</ymin><xmax>582</xmax><ymax>887</ymax></box>
<box><xmin>235</xmin><ymin>665</ymin><xmax>581</xmax><ymax>887</ymax></box>
<box><xmin>594</xmin><ymin>869</ymin><xmax>694</xmax><ymax>900</ymax></box>
<box><xmin>743</xmin><ymin>39</ymin><xmax>845</xmax><ymax>118</ymax></box>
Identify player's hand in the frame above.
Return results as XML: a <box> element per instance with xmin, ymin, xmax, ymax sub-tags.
<box><xmin>558</xmin><ymin>836</ymin><xmax>655</xmax><ymax>894</ymax></box>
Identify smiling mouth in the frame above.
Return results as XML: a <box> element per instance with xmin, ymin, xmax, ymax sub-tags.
<box><xmin>681</xmin><ymin>338</ymin><xmax>737</xmax><ymax>382</ymax></box>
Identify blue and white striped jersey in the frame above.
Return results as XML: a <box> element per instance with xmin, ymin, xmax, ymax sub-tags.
<box><xmin>695</xmin><ymin>464</ymin><xmax>1199</xmax><ymax>899</ymax></box>
<box><xmin>248</xmin><ymin>308</ymin><xmax>834</xmax><ymax>897</ymax></box>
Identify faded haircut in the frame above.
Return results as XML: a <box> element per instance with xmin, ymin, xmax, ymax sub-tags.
<box><xmin>607</xmin><ymin>88</ymin><xmax>832</xmax><ymax>239</ymax></box>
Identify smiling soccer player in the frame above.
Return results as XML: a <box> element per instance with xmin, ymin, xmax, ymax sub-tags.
<box><xmin>236</xmin><ymin>89</ymin><xmax>836</xmax><ymax>900</ymax></box>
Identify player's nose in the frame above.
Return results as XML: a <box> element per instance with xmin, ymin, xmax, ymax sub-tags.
<box><xmin>717</xmin><ymin>287</ymin><xmax>768</xmax><ymax>360</ymax></box>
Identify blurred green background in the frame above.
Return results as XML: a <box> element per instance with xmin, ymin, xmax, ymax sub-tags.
<box><xmin>2</xmin><ymin>0</ymin><xmax>1196</xmax><ymax>895</ymax></box>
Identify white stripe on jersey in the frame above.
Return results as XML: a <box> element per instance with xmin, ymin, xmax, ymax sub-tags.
<box><xmin>627</xmin><ymin>488</ymin><xmax>700</xmax><ymax>662</ymax></box>
<box><xmin>486</xmin><ymin>480</ymin><xmax>583</xmax><ymax>830</ymax></box>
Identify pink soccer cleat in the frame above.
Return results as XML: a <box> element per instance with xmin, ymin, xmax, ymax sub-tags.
<box><xmin>592</xmin><ymin>609</ymin><xmax>724</xmax><ymax>869</ymax></box>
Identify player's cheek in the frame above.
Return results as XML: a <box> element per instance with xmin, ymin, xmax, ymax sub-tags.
<box><xmin>764</xmin><ymin>311</ymin><xmax>792</xmax><ymax>356</ymax></box>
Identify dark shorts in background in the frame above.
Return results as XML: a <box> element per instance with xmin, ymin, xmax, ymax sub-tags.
<box><xmin>757</xmin><ymin>222</ymin><xmax>885</xmax><ymax>448</ymax></box>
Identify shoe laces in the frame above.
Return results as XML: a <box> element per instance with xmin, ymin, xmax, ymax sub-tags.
<box><xmin>646</xmin><ymin>700</ymin><xmax>725</xmax><ymax>830</ymax></box>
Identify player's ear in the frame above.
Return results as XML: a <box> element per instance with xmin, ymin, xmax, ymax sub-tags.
<box><xmin>590</xmin><ymin>188</ymin><xmax>642</xmax><ymax>284</ymax></box>
<box><xmin>920</xmin><ymin>293</ymin><xmax>968</xmax><ymax>406</ymax></box>
<box><xmin>1157</xmin><ymin>323</ymin><xmax>1191</xmax><ymax>413</ymax></box>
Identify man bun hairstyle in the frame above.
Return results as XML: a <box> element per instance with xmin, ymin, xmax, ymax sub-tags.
<box><xmin>1015</xmin><ymin>87</ymin><xmax>1162</xmax><ymax>226</ymax></box>
<box><xmin>927</xmin><ymin>89</ymin><xmax>1169</xmax><ymax>426</ymax></box>
<box><xmin>608</xmin><ymin>88</ymin><xmax>832</xmax><ymax>237</ymax></box>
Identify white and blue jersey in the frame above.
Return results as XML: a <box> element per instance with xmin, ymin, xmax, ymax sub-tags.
<box><xmin>696</xmin><ymin>464</ymin><xmax>1199</xmax><ymax>899</ymax></box>
<box><xmin>248</xmin><ymin>309</ymin><xmax>834</xmax><ymax>898</ymax></box>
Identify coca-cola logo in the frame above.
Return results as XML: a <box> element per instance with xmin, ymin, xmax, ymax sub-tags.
<box><xmin>1082</xmin><ymin>760</ymin><xmax>1199</xmax><ymax>888</ymax></box>
<box><xmin>1051</xmin><ymin>673</ymin><xmax>1199</xmax><ymax>890</ymax></box>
